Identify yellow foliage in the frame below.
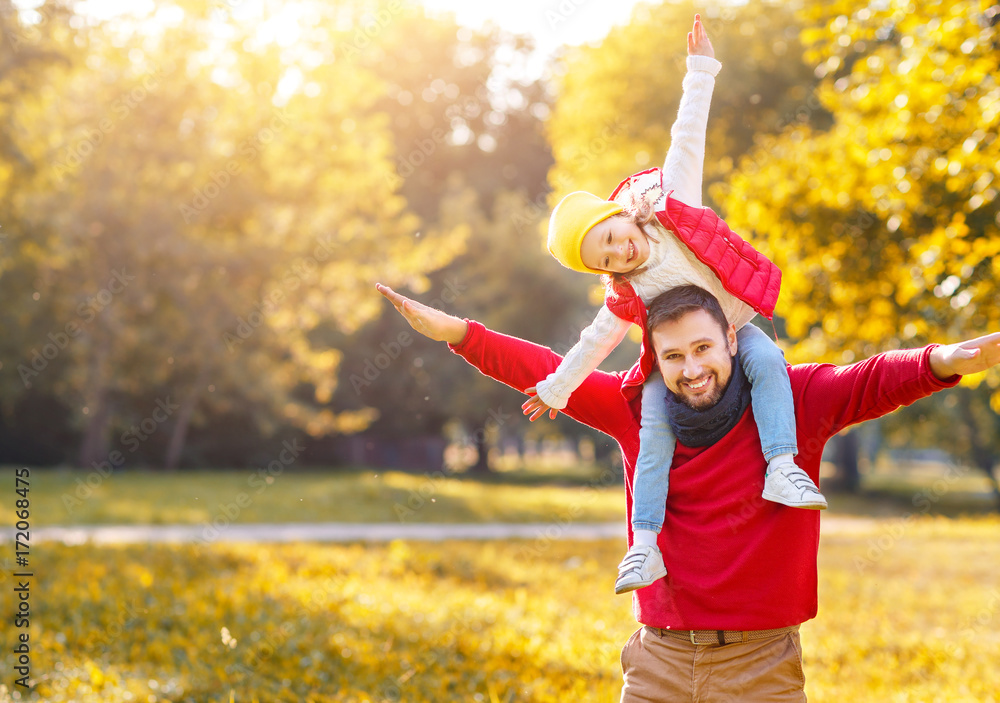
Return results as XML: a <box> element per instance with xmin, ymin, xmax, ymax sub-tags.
<box><xmin>2</xmin><ymin>522</ymin><xmax>999</xmax><ymax>701</ymax></box>
<box><xmin>0</xmin><ymin>0</ymin><xmax>470</xmax><ymax>440</ymax></box>
<box><xmin>546</xmin><ymin>1</ymin><xmax>816</xmax><ymax>212</ymax></box>
<box><xmin>716</xmin><ymin>0</ymin><xmax>1000</xmax><ymax>397</ymax></box>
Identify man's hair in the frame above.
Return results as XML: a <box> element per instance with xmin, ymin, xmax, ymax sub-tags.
<box><xmin>647</xmin><ymin>285</ymin><xmax>729</xmax><ymax>340</ymax></box>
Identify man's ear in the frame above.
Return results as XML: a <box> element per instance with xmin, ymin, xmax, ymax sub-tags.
<box><xmin>727</xmin><ymin>324</ymin><xmax>738</xmax><ymax>356</ymax></box>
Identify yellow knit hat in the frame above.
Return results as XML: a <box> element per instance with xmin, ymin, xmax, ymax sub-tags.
<box><xmin>547</xmin><ymin>191</ymin><xmax>624</xmax><ymax>274</ymax></box>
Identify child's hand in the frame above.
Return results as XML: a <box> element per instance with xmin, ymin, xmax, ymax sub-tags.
<box><xmin>522</xmin><ymin>387</ymin><xmax>560</xmax><ymax>422</ymax></box>
<box><xmin>687</xmin><ymin>14</ymin><xmax>714</xmax><ymax>59</ymax></box>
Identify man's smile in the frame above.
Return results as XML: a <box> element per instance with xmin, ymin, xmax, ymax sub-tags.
<box><xmin>684</xmin><ymin>376</ymin><xmax>711</xmax><ymax>391</ymax></box>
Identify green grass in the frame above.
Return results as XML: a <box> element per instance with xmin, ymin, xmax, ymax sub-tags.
<box><xmin>3</xmin><ymin>462</ymin><xmax>996</xmax><ymax>528</ymax></box>
<box><xmin>3</xmin><ymin>465</ymin><xmax>627</xmax><ymax>527</ymax></box>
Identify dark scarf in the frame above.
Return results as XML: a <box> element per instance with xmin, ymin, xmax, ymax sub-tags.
<box><xmin>664</xmin><ymin>353</ymin><xmax>752</xmax><ymax>447</ymax></box>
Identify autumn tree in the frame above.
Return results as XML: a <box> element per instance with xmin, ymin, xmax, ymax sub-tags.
<box><xmin>333</xmin><ymin>8</ymin><xmax>575</xmax><ymax>473</ymax></box>
<box><xmin>714</xmin><ymin>0</ymin><xmax>1000</xmax><ymax>494</ymax></box>
<box><xmin>546</xmin><ymin>0</ymin><xmax>824</xmax><ymax>210</ymax></box>
<box><xmin>0</xmin><ymin>0</ymin><xmax>85</xmax><ymax>461</ymax></box>
<box><xmin>1</xmin><ymin>0</ymin><xmax>466</xmax><ymax>467</ymax></box>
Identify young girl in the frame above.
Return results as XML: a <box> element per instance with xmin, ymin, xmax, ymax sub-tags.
<box><xmin>522</xmin><ymin>16</ymin><xmax>827</xmax><ymax>596</ymax></box>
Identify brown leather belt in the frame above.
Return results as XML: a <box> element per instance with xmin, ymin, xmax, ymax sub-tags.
<box><xmin>651</xmin><ymin>624</ymin><xmax>799</xmax><ymax>646</ymax></box>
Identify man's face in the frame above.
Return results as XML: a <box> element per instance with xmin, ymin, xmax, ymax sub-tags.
<box><xmin>651</xmin><ymin>309</ymin><xmax>738</xmax><ymax>411</ymax></box>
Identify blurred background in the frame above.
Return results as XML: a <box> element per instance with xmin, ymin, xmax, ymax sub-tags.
<box><xmin>2</xmin><ymin>0</ymin><xmax>999</xmax><ymax>504</ymax></box>
<box><xmin>1</xmin><ymin>0</ymin><xmax>1000</xmax><ymax>700</ymax></box>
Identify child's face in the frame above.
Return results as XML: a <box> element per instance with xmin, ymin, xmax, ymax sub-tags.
<box><xmin>580</xmin><ymin>215</ymin><xmax>650</xmax><ymax>274</ymax></box>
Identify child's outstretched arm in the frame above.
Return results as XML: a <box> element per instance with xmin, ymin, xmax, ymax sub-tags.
<box><xmin>661</xmin><ymin>14</ymin><xmax>721</xmax><ymax>208</ymax></box>
<box><xmin>523</xmin><ymin>305</ymin><xmax>632</xmax><ymax>421</ymax></box>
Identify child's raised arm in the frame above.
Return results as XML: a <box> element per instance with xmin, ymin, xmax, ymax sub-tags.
<box><xmin>661</xmin><ymin>14</ymin><xmax>721</xmax><ymax>207</ymax></box>
<box><xmin>687</xmin><ymin>13</ymin><xmax>714</xmax><ymax>58</ymax></box>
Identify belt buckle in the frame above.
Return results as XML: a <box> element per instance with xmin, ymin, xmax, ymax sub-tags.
<box><xmin>689</xmin><ymin>630</ymin><xmax>698</xmax><ymax>645</ymax></box>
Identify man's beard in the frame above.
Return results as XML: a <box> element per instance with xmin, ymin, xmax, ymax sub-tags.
<box><xmin>673</xmin><ymin>372</ymin><xmax>727</xmax><ymax>411</ymax></box>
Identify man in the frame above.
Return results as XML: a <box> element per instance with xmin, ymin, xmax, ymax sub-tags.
<box><xmin>376</xmin><ymin>281</ymin><xmax>1000</xmax><ymax>701</ymax></box>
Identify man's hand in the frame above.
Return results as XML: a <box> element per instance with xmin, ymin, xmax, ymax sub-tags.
<box><xmin>376</xmin><ymin>283</ymin><xmax>468</xmax><ymax>345</ymax></box>
<box><xmin>928</xmin><ymin>331</ymin><xmax>1000</xmax><ymax>380</ymax></box>
<box><xmin>521</xmin><ymin>387</ymin><xmax>560</xmax><ymax>422</ymax></box>
<box><xmin>688</xmin><ymin>14</ymin><xmax>714</xmax><ymax>58</ymax></box>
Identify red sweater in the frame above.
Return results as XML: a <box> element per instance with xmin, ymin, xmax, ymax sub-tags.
<box><xmin>450</xmin><ymin>321</ymin><xmax>960</xmax><ymax>630</ymax></box>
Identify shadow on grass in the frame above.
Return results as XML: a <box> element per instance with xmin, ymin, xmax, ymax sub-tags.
<box><xmin>823</xmin><ymin>482</ymin><xmax>1000</xmax><ymax>518</ymax></box>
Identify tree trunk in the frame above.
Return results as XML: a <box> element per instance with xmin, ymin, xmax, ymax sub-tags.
<box><xmin>835</xmin><ymin>429</ymin><xmax>861</xmax><ymax>493</ymax></box>
<box><xmin>77</xmin><ymin>387</ymin><xmax>112</xmax><ymax>468</ymax></box>
<box><xmin>978</xmin><ymin>455</ymin><xmax>1000</xmax><ymax>512</ymax></box>
<box><xmin>968</xmin><ymin>442</ymin><xmax>1000</xmax><ymax>512</ymax></box>
<box><xmin>77</xmin><ymin>336</ymin><xmax>113</xmax><ymax>468</ymax></box>
<box><xmin>467</xmin><ymin>425</ymin><xmax>492</xmax><ymax>474</ymax></box>
<box><xmin>163</xmin><ymin>364</ymin><xmax>210</xmax><ymax>471</ymax></box>
<box><xmin>958</xmin><ymin>392</ymin><xmax>1000</xmax><ymax>512</ymax></box>
<box><xmin>163</xmin><ymin>390</ymin><xmax>198</xmax><ymax>471</ymax></box>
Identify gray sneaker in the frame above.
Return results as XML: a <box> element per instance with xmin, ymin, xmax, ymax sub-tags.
<box><xmin>615</xmin><ymin>544</ymin><xmax>667</xmax><ymax>594</ymax></box>
<box><xmin>762</xmin><ymin>459</ymin><xmax>828</xmax><ymax>509</ymax></box>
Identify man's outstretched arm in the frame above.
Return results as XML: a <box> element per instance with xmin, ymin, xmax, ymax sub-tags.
<box><xmin>793</xmin><ymin>331</ymin><xmax>1000</xmax><ymax>445</ymax></box>
<box><xmin>376</xmin><ymin>284</ymin><xmax>638</xmax><ymax>442</ymax></box>
<box><xmin>377</xmin><ymin>282</ymin><xmax>468</xmax><ymax>344</ymax></box>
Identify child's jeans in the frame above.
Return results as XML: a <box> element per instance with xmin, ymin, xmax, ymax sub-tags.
<box><xmin>631</xmin><ymin>324</ymin><xmax>797</xmax><ymax>533</ymax></box>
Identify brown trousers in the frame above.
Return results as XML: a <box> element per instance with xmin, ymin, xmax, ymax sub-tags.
<box><xmin>620</xmin><ymin>626</ymin><xmax>807</xmax><ymax>702</ymax></box>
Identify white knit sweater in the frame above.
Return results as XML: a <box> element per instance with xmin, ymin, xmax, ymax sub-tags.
<box><xmin>535</xmin><ymin>55</ymin><xmax>756</xmax><ymax>410</ymax></box>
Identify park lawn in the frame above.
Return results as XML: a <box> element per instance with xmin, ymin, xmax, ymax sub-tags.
<box><xmin>1</xmin><ymin>517</ymin><xmax>998</xmax><ymax>702</ymax></box>
<box><xmin>6</xmin><ymin>464</ymin><xmax>997</xmax><ymax>529</ymax></box>
<box><xmin>2</xmin><ymin>466</ymin><xmax>626</xmax><ymax>527</ymax></box>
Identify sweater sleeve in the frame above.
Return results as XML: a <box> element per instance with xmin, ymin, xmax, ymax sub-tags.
<box><xmin>792</xmin><ymin>345</ymin><xmax>962</xmax><ymax>446</ymax></box>
<box><xmin>533</xmin><ymin>305</ymin><xmax>633</xmax><ymax>409</ymax></box>
<box><xmin>448</xmin><ymin>320</ymin><xmax>637</xmax><ymax>441</ymax></box>
<box><xmin>661</xmin><ymin>54</ymin><xmax>721</xmax><ymax>208</ymax></box>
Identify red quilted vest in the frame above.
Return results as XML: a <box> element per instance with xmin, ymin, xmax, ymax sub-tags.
<box><xmin>604</xmin><ymin>170</ymin><xmax>782</xmax><ymax>401</ymax></box>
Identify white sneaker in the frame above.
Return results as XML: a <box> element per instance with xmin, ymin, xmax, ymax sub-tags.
<box><xmin>615</xmin><ymin>545</ymin><xmax>667</xmax><ymax>594</ymax></box>
<box><xmin>762</xmin><ymin>459</ymin><xmax>828</xmax><ymax>510</ymax></box>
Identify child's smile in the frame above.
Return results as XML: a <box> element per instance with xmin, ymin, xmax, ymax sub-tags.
<box><xmin>581</xmin><ymin>215</ymin><xmax>651</xmax><ymax>274</ymax></box>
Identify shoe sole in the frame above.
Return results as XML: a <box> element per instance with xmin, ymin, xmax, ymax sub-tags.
<box><xmin>615</xmin><ymin>567</ymin><xmax>668</xmax><ymax>595</ymax></box>
<box><xmin>761</xmin><ymin>490</ymin><xmax>828</xmax><ymax>510</ymax></box>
